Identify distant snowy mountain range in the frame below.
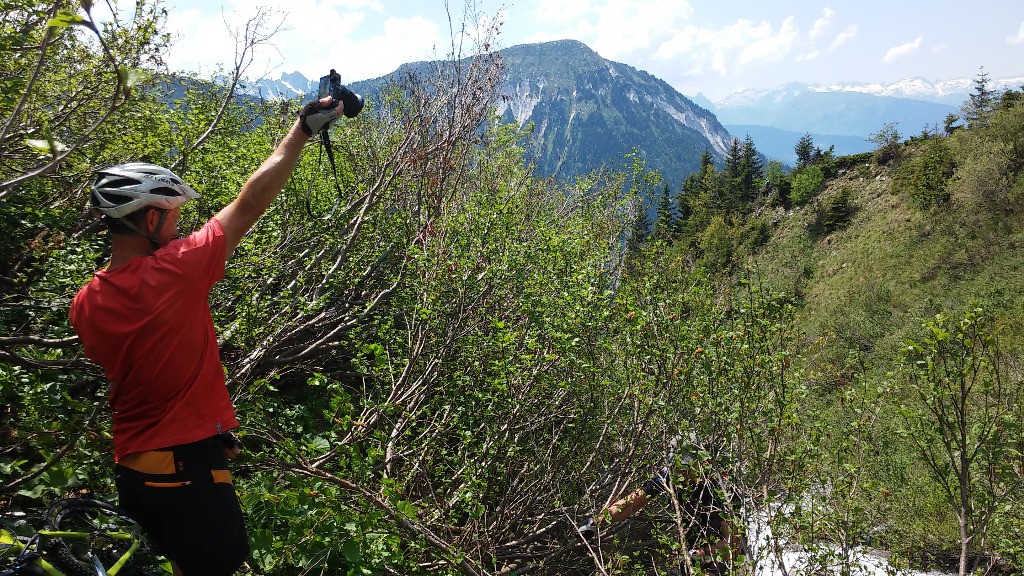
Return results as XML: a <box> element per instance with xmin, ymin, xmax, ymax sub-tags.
<box><xmin>235</xmin><ymin>71</ymin><xmax>315</xmax><ymax>100</ymax></box>
<box><xmin>692</xmin><ymin>76</ymin><xmax>1024</xmax><ymax>164</ymax></box>
<box><xmin>707</xmin><ymin>76</ymin><xmax>1024</xmax><ymax>108</ymax></box>
<box><xmin>243</xmin><ymin>69</ymin><xmax>1024</xmax><ymax>109</ymax></box>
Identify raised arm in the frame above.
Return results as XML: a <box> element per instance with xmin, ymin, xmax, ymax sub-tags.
<box><xmin>216</xmin><ymin>96</ymin><xmax>343</xmax><ymax>256</ymax></box>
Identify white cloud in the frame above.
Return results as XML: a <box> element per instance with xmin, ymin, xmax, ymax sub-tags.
<box><xmin>797</xmin><ymin>49</ymin><xmax>820</xmax><ymax>62</ymax></box>
<box><xmin>532</xmin><ymin>0</ymin><xmax>592</xmax><ymax>23</ymax></box>
<box><xmin>654</xmin><ymin>16</ymin><xmax>798</xmax><ymax>77</ymax></box>
<box><xmin>164</xmin><ymin>0</ymin><xmax>439</xmax><ymax>83</ymax></box>
<box><xmin>882</xmin><ymin>36</ymin><xmax>923</xmax><ymax>64</ymax></box>
<box><xmin>932</xmin><ymin>43</ymin><xmax>948</xmax><ymax>54</ymax></box>
<box><xmin>529</xmin><ymin>0</ymin><xmax>694</xmax><ymax>59</ymax></box>
<box><xmin>809</xmin><ymin>7</ymin><xmax>835</xmax><ymax>42</ymax></box>
<box><xmin>1008</xmin><ymin>22</ymin><xmax>1024</xmax><ymax>44</ymax></box>
<box><xmin>738</xmin><ymin>16</ymin><xmax>798</xmax><ymax>65</ymax></box>
<box><xmin>829</xmin><ymin>24</ymin><xmax>857</xmax><ymax>50</ymax></box>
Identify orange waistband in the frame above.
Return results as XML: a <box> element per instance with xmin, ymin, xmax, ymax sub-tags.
<box><xmin>119</xmin><ymin>450</ymin><xmax>176</xmax><ymax>475</ymax></box>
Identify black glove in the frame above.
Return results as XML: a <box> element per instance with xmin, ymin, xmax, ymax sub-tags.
<box><xmin>641</xmin><ymin>466</ymin><xmax>672</xmax><ymax>497</ymax></box>
<box><xmin>219</xmin><ymin>431</ymin><xmax>243</xmax><ymax>451</ymax></box>
<box><xmin>298</xmin><ymin>98</ymin><xmax>341</xmax><ymax>136</ymax></box>
<box><xmin>577</xmin><ymin>516</ymin><xmax>596</xmax><ymax>539</ymax></box>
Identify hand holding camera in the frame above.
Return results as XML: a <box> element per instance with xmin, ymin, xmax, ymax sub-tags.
<box><xmin>299</xmin><ymin>69</ymin><xmax>365</xmax><ymax>136</ymax></box>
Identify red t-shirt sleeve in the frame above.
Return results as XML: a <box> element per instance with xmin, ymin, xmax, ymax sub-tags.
<box><xmin>156</xmin><ymin>218</ymin><xmax>227</xmax><ymax>292</ymax></box>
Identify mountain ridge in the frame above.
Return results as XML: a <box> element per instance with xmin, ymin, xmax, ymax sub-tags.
<box><xmin>711</xmin><ymin>76</ymin><xmax>1024</xmax><ymax>108</ymax></box>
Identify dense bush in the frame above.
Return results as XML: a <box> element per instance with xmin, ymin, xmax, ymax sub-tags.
<box><xmin>947</xmin><ymin>102</ymin><xmax>1024</xmax><ymax>215</ymax></box>
<box><xmin>790</xmin><ymin>165</ymin><xmax>826</xmax><ymax>205</ymax></box>
<box><xmin>810</xmin><ymin>186</ymin><xmax>855</xmax><ymax>237</ymax></box>
<box><xmin>895</xmin><ymin>138</ymin><xmax>955</xmax><ymax>208</ymax></box>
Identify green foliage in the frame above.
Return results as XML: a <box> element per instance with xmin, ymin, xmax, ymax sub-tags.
<box><xmin>810</xmin><ymin>186</ymin><xmax>855</xmax><ymax>237</ymax></box>
<box><xmin>0</xmin><ymin>0</ymin><xmax>170</xmax><ymax>200</ymax></box>
<box><xmin>795</xmin><ymin>133</ymin><xmax>816</xmax><ymax>169</ymax></box>
<box><xmin>790</xmin><ymin>165</ymin><xmax>825</xmax><ymax>205</ymax></box>
<box><xmin>698</xmin><ymin>214</ymin><xmax>733</xmax><ymax>271</ymax></box>
<box><xmin>792</xmin><ymin>371</ymin><xmax>896</xmax><ymax>576</ymax></box>
<box><xmin>962</xmin><ymin>67</ymin><xmax>997</xmax><ymax>129</ymax></box>
<box><xmin>868</xmin><ymin>122</ymin><xmax>903</xmax><ymax>165</ymax></box>
<box><xmin>831</xmin><ymin>152</ymin><xmax>874</xmax><ymax>174</ymax></box>
<box><xmin>794</xmin><ymin>133</ymin><xmax>837</xmax><ymax>174</ymax></box>
<box><xmin>895</xmin><ymin>138</ymin><xmax>955</xmax><ymax>208</ymax></box>
<box><xmin>947</xmin><ymin>102</ymin><xmax>1024</xmax><ymax>216</ymax></box>
<box><xmin>899</xmin><ymin>309</ymin><xmax>1024</xmax><ymax>574</ymax></box>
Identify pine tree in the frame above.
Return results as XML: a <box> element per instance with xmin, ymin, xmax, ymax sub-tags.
<box><xmin>795</xmin><ymin>133</ymin><xmax>816</xmax><ymax>168</ymax></box>
<box><xmin>740</xmin><ymin>135</ymin><xmax>764</xmax><ymax>205</ymax></box>
<box><xmin>722</xmin><ymin>138</ymin><xmax>743</xmax><ymax>213</ymax></box>
<box><xmin>673</xmin><ymin>179</ymin><xmax>692</xmax><ymax>238</ymax></box>
<box><xmin>998</xmin><ymin>87</ymin><xmax>1022</xmax><ymax>111</ymax></box>
<box><xmin>679</xmin><ymin>150</ymin><xmax>719</xmax><ymax>238</ymax></box>
<box><xmin>962</xmin><ymin>66</ymin><xmax>996</xmax><ymax>128</ymax></box>
<box><xmin>697</xmin><ymin>149</ymin><xmax>716</xmax><ymax>181</ymax></box>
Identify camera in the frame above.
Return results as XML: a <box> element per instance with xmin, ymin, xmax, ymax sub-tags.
<box><xmin>318</xmin><ymin>69</ymin><xmax>364</xmax><ymax>118</ymax></box>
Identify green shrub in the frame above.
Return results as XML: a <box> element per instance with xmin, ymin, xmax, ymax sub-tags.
<box><xmin>870</xmin><ymin>122</ymin><xmax>903</xmax><ymax>166</ymax></box>
<box><xmin>735</xmin><ymin>214</ymin><xmax>773</xmax><ymax>259</ymax></box>
<box><xmin>791</xmin><ymin>165</ymin><xmax>826</xmax><ymax>205</ymax></box>
<box><xmin>832</xmin><ymin>151</ymin><xmax>874</xmax><ymax>173</ymax></box>
<box><xmin>810</xmin><ymin>186</ymin><xmax>855</xmax><ymax>236</ymax></box>
<box><xmin>894</xmin><ymin>138</ymin><xmax>955</xmax><ymax>208</ymax></box>
<box><xmin>698</xmin><ymin>214</ymin><xmax>733</xmax><ymax>271</ymax></box>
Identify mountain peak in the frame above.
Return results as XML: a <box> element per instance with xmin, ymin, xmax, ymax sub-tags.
<box><xmin>281</xmin><ymin>70</ymin><xmax>310</xmax><ymax>89</ymax></box>
<box><xmin>505</xmin><ymin>38</ymin><xmax>595</xmax><ymax>55</ymax></box>
<box><xmin>501</xmin><ymin>38</ymin><xmax>603</xmax><ymax>67</ymax></box>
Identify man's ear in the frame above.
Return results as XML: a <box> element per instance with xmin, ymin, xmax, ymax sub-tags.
<box><xmin>143</xmin><ymin>208</ymin><xmax>161</xmax><ymax>235</ymax></box>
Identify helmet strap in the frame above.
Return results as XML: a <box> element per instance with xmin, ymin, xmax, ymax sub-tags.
<box><xmin>116</xmin><ymin>208</ymin><xmax>167</xmax><ymax>250</ymax></box>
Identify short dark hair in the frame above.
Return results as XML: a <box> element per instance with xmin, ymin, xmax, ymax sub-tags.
<box><xmin>103</xmin><ymin>207</ymin><xmax>163</xmax><ymax>236</ymax></box>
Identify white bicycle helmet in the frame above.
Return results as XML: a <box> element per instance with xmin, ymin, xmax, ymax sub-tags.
<box><xmin>90</xmin><ymin>162</ymin><xmax>199</xmax><ymax>218</ymax></box>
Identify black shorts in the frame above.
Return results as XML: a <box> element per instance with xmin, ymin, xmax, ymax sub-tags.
<box><xmin>114</xmin><ymin>436</ymin><xmax>249</xmax><ymax>576</ymax></box>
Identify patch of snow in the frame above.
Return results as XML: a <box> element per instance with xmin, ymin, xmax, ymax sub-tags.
<box><xmin>278</xmin><ymin>80</ymin><xmax>304</xmax><ymax>96</ymax></box>
<box><xmin>747</xmin><ymin>515</ymin><xmax>954</xmax><ymax>576</ymax></box>
<box><xmin>496</xmin><ymin>78</ymin><xmax>545</xmax><ymax>125</ymax></box>
<box><xmin>654</xmin><ymin>97</ymin><xmax>730</xmax><ymax>156</ymax></box>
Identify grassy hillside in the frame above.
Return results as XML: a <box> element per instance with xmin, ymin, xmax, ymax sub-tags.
<box><xmin>754</xmin><ymin>142</ymin><xmax>1024</xmax><ymax>377</ymax></box>
<box><xmin>719</xmin><ymin>102</ymin><xmax>1024</xmax><ymax>571</ymax></box>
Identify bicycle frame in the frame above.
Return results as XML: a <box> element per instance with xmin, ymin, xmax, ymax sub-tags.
<box><xmin>2</xmin><ymin>528</ymin><xmax>63</xmax><ymax>576</ymax></box>
<box><xmin>2</xmin><ymin>527</ymin><xmax>140</xmax><ymax>576</ymax></box>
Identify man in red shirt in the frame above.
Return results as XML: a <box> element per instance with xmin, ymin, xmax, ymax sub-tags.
<box><xmin>70</xmin><ymin>95</ymin><xmax>346</xmax><ymax>575</ymax></box>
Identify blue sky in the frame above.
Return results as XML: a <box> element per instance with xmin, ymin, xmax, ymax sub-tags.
<box><xmin>133</xmin><ymin>0</ymin><xmax>1024</xmax><ymax>100</ymax></box>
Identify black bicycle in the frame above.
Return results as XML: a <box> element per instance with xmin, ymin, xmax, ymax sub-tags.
<box><xmin>1</xmin><ymin>498</ymin><xmax>171</xmax><ymax>576</ymax></box>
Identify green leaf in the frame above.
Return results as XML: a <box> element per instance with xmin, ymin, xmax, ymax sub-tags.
<box><xmin>25</xmin><ymin>138</ymin><xmax>68</xmax><ymax>157</ymax></box>
<box><xmin>342</xmin><ymin>540</ymin><xmax>362</xmax><ymax>564</ymax></box>
<box><xmin>123</xmin><ymin>67</ymin><xmax>146</xmax><ymax>89</ymax></box>
<box><xmin>46</xmin><ymin>11</ymin><xmax>86</xmax><ymax>30</ymax></box>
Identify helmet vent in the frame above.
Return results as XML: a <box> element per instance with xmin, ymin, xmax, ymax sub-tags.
<box><xmin>101</xmin><ymin>191</ymin><xmax>136</xmax><ymax>206</ymax></box>
<box><xmin>149</xmin><ymin>186</ymin><xmax>181</xmax><ymax>197</ymax></box>
<box><xmin>102</xmin><ymin>177</ymin><xmax>142</xmax><ymax>189</ymax></box>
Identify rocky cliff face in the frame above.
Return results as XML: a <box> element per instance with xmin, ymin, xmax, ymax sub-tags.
<box><xmin>493</xmin><ymin>40</ymin><xmax>733</xmax><ymax>184</ymax></box>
